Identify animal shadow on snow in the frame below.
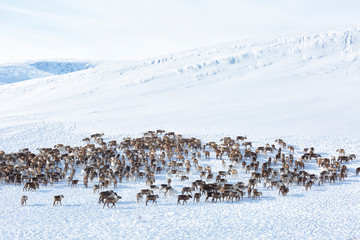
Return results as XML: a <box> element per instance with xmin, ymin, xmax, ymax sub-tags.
<box><xmin>260</xmin><ymin>195</ymin><xmax>276</xmax><ymax>201</ymax></box>
<box><xmin>52</xmin><ymin>185</ymin><xmax>68</xmax><ymax>189</ymax></box>
<box><xmin>104</xmin><ymin>206</ymin><xmax>136</xmax><ymax>210</ymax></box>
<box><xmin>314</xmin><ymin>188</ymin><xmax>327</xmax><ymax>192</ymax></box>
<box><xmin>63</xmin><ymin>204</ymin><xmax>81</xmax><ymax>207</ymax></box>
<box><xmin>332</xmin><ymin>180</ymin><xmax>352</xmax><ymax>186</ymax></box>
<box><xmin>347</xmin><ymin>177</ymin><xmax>360</xmax><ymax>182</ymax></box>
<box><xmin>111</xmin><ymin>185</ymin><xmax>132</xmax><ymax>189</ymax></box>
<box><xmin>38</xmin><ymin>189</ymin><xmax>52</xmax><ymax>193</ymax></box>
<box><xmin>28</xmin><ymin>204</ymin><xmax>46</xmax><ymax>207</ymax></box>
<box><xmin>242</xmin><ymin>195</ymin><xmax>276</xmax><ymax>202</ymax></box>
<box><xmin>290</xmin><ymin>194</ymin><xmax>305</xmax><ymax>198</ymax></box>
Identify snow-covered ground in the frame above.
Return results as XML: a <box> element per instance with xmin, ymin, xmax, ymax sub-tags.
<box><xmin>1</xmin><ymin>135</ymin><xmax>359</xmax><ymax>240</ymax></box>
<box><xmin>1</xmin><ymin>28</ymin><xmax>360</xmax><ymax>240</ymax></box>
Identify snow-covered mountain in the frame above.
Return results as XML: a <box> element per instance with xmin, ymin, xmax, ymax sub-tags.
<box><xmin>1</xmin><ymin>28</ymin><xmax>360</xmax><ymax>153</ymax></box>
<box><xmin>0</xmin><ymin>61</ymin><xmax>94</xmax><ymax>85</ymax></box>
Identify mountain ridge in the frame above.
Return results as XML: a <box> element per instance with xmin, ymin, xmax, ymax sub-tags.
<box><xmin>0</xmin><ymin>28</ymin><xmax>359</xmax><ymax>141</ymax></box>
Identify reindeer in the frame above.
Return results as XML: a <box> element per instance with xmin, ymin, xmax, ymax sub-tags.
<box><xmin>136</xmin><ymin>192</ymin><xmax>143</xmax><ymax>203</ymax></box>
<box><xmin>305</xmin><ymin>181</ymin><xmax>314</xmax><ymax>191</ymax></box>
<box><xmin>248</xmin><ymin>179</ymin><xmax>258</xmax><ymax>188</ymax></box>
<box><xmin>99</xmin><ymin>191</ymin><xmax>117</xmax><ymax>204</ymax></box>
<box><xmin>145</xmin><ymin>194</ymin><xmax>159</xmax><ymax>205</ymax></box>
<box><xmin>229</xmin><ymin>169</ymin><xmax>238</xmax><ymax>178</ymax></box>
<box><xmin>177</xmin><ymin>195</ymin><xmax>192</xmax><ymax>205</ymax></box>
<box><xmin>180</xmin><ymin>175</ymin><xmax>189</xmax><ymax>181</ymax></box>
<box><xmin>23</xmin><ymin>182</ymin><xmax>39</xmax><ymax>191</ymax></box>
<box><xmin>252</xmin><ymin>189</ymin><xmax>262</xmax><ymax>200</ymax></box>
<box><xmin>288</xmin><ymin>146</ymin><xmax>295</xmax><ymax>154</ymax></box>
<box><xmin>336</xmin><ymin>149</ymin><xmax>345</xmax><ymax>156</ymax></box>
<box><xmin>236</xmin><ymin>136</ymin><xmax>247</xmax><ymax>141</ymax></box>
<box><xmin>193</xmin><ymin>193</ymin><xmax>201</xmax><ymax>203</ymax></box>
<box><xmin>279</xmin><ymin>186</ymin><xmax>289</xmax><ymax>196</ymax></box>
<box><xmin>71</xmin><ymin>179</ymin><xmax>79</xmax><ymax>187</ymax></box>
<box><xmin>211</xmin><ymin>192</ymin><xmax>222</xmax><ymax>202</ymax></box>
<box><xmin>93</xmin><ymin>185</ymin><xmax>100</xmax><ymax>194</ymax></box>
<box><xmin>182</xmin><ymin>187</ymin><xmax>192</xmax><ymax>195</ymax></box>
<box><xmin>247</xmin><ymin>186</ymin><xmax>252</xmax><ymax>198</ymax></box>
<box><xmin>228</xmin><ymin>191</ymin><xmax>240</xmax><ymax>202</ymax></box>
<box><xmin>103</xmin><ymin>196</ymin><xmax>122</xmax><ymax>209</ymax></box>
<box><xmin>21</xmin><ymin>196</ymin><xmax>28</xmax><ymax>206</ymax></box>
<box><xmin>242</xmin><ymin>142</ymin><xmax>252</xmax><ymax>149</ymax></box>
<box><xmin>164</xmin><ymin>186</ymin><xmax>177</xmax><ymax>196</ymax></box>
<box><xmin>53</xmin><ymin>195</ymin><xmax>64</xmax><ymax>206</ymax></box>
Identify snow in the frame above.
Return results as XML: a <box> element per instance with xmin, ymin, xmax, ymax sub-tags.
<box><xmin>1</xmin><ymin>135</ymin><xmax>359</xmax><ymax>240</ymax></box>
<box><xmin>0</xmin><ymin>61</ymin><xmax>95</xmax><ymax>85</ymax></box>
<box><xmin>1</xmin><ymin>28</ymin><xmax>360</xmax><ymax>140</ymax></box>
<box><xmin>1</xmin><ymin>27</ymin><xmax>360</xmax><ymax>240</ymax></box>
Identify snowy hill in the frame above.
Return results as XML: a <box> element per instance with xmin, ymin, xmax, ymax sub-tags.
<box><xmin>0</xmin><ymin>61</ymin><xmax>94</xmax><ymax>85</ymax></box>
<box><xmin>1</xmin><ymin>29</ymin><xmax>360</xmax><ymax>153</ymax></box>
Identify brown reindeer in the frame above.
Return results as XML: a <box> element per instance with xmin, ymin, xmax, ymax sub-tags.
<box><xmin>93</xmin><ymin>185</ymin><xmax>100</xmax><ymax>194</ymax></box>
<box><xmin>236</xmin><ymin>136</ymin><xmax>247</xmax><ymax>141</ymax></box>
<box><xmin>23</xmin><ymin>182</ymin><xmax>39</xmax><ymax>191</ymax></box>
<box><xmin>228</xmin><ymin>191</ymin><xmax>239</xmax><ymax>202</ymax></box>
<box><xmin>305</xmin><ymin>181</ymin><xmax>314</xmax><ymax>191</ymax></box>
<box><xmin>242</xmin><ymin>142</ymin><xmax>252</xmax><ymax>149</ymax></box>
<box><xmin>230</xmin><ymin>169</ymin><xmax>238</xmax><ymax>178</ymax></box>
<box><xmin>336</xmin><ymin>149</ymin><xmax>345</xmax><ymax>156</ymax></box>
<box><xmin>21</xmin><ymin>196</ymin><xmax>28</xmax><ymax>206</ymax></box>
<box><xmin>177</xmin><ymin>195</ymin><xmax>192</xmax><ymax>205</ymax></box>
<box><xmin>53</xmin><ymin>195</ymin><xmax>64</xmax><ymax>206</ymax></box>
<box><xmin>136</xmin><ymin>192</ymin><xmax>143</xmax><ymax>203</ymax></box>
<box><xmin>252</xmin><ymin>189</ymin><xmax>262</xmax><ymax>200</ymax></box>
<box><xmin>99</xmin><ymin>191</ymin><xmax>117</xmax><ymax>204</ymax></box>
<box><xmin>247</xmin><ymin>186</ymin><xmax>252</xmax><ymax>198</ymax></box>
<box><xmin>193</xmin><ymin>193</ymin><xmax>201</xmax><ymax>203</ymax></box>
<box><xmin>164</xmin><ymin>186</ymin><xmax>177</xmax><ymax>196</ymax></box>
<box><xmin>103</xmin><ymin>196</ymin><xmax>122</xmax><ymax>209</ymax></box>
<box><xmin>71</xmin><ymin>179</ymin><xmax>79</xmax><ymax>187</ymax></box>
<box><xmin>288</xmin><ymin>146</ymin><xmax>295</xmax><ymax>154</ymax></box>
<box><xmin>145</xmin><ymin>194</ymin><xmax>159</xmax><ymax>205</ymax></box>
<box><xmin>279</xmin><ymin>186</ymin><xmax>289</xmax><ymax>196</ymax></box>
<box><xmin>182</xmin><ymin>187</ymin><xmax>192</xmax><ymax>195</ymax></box>
<box><xmin>212</xmin><ymin>192</ymin><xmax>222</xmax><ymax>202</ymax></box>
<box><xmin>180</xmin><ymin>175</ymin><xmax>189</xmax><ymax>181</ymax></box>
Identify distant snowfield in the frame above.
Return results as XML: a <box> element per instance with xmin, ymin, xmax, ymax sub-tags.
<box><xmin>1</xmin><ymin>28</ymin><xmax>360</xmax><ymax>240</ymax></box>
<box><xmin>0</xmin><ymin>61</ymin><xmax>95</xmax><ymax>85</ymax></box>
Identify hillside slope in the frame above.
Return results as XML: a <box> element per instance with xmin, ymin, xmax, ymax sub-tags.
<box><xmin>1</xmin><ymin>29</ymin><xmax>360</xmax><ymax>151</ymax></box>
<box><xmin>0</xmin><ymin>61</ymin><xmax>94</xmax><ymax>85</ymax></box>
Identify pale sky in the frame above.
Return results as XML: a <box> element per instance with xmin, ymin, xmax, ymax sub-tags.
<box><xmin>1</xmin><ymin>0</ymin><xmax>360</xmax><ymax>62</ymax></box>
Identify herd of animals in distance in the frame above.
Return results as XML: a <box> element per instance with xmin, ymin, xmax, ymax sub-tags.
<box><xmin>1</xmin><ymin>130</ymin><xmax>359</xmax><ymax>208</ymax></box>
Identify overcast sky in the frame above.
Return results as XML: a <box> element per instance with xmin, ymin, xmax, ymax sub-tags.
<box><xmin>1</xmin><ymin>0</ymin><xmax>360</xmax><ymax>62</ymax></box>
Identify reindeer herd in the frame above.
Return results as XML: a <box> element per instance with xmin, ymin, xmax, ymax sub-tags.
<box><xmin>0</xmin><ymin>131</ymin><xmax>358</xmax><ymax>209</ymax></box>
